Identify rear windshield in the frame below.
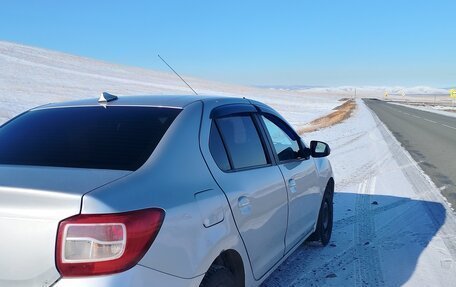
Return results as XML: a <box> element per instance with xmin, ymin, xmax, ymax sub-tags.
<box><xmin>0</xmin><ymin>106</ymin><xmax>181</xmax><ymax>171</ymax></box>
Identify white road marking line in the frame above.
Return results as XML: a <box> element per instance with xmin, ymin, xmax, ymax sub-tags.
<box><xmin>423</xmin><ymin>118</ymin><xmax>438</xmax><ymax>124</ymax></box>
<box><xmin>442</xmin><ymin>124</ymin><xmax>456</xmax><ymax>131</ymax></box>
<box><xmin>391</xmin><ymin>105</ymin><xmax>456</xmax><ymax>131</ymax></box>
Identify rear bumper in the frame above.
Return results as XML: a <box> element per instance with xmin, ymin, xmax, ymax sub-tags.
<box><xmin>52</xmin><ymin>265</ymin><xmax>204</xmax><ymax>287</ymax></box>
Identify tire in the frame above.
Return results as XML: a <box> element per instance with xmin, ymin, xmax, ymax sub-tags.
<box><xmin>200</xmin><ymin>265</ymin><xmax>237</xmax><ymax>287</ymax></box>
<box><xmin>308</xmin><ymin>188</ymin><xmax>333</xmax><ymax>245</ymax></box>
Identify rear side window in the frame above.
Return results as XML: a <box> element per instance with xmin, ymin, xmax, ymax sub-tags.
<box><xmin>209</xmin><ymin>122</ymin><xmax>231</xmax><ymax>171</ymax></box>
<box><xmin>0</xmin><ymin>106</ymin><xmax>180</xmax><ymax>171</ymax></box>
<box><xmin>215</xmin><ymin>115</ymin><xmax>268</xmax><ymax>170</ymax></box>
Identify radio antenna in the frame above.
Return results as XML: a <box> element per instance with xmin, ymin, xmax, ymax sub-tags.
<box><xmin>158</xmin><ymin>54</ymin><xmax>198</xmax><ymax>96</ymax></box>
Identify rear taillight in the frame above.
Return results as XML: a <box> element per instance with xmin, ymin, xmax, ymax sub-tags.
<box><xmin>56</xmin><ymin>208</ymin><xmax>165</xmax><ymax>277</ymax></box>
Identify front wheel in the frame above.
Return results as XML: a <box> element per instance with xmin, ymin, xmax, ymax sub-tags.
<box><xmin>308</xmin><ymin>189</ymin><xmax>333</xmax><ymax>245</ymax></box>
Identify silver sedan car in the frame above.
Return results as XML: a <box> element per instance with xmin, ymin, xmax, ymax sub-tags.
<box><xmin>0</xmin><ymin>94</ymin><xmax>334</xmax><ymax>287</ymax></box>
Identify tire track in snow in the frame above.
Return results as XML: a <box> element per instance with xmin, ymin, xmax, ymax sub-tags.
<box><xmin>266</xmin><ymin>186</ymin><xmax>420</xmax><ymax>286</ymax></box>
<box><xmin>337</xmin><ymin>155</ymin><xmax>389</xmax><ymax>190</ymax></box>
<box><xmin>333</xmin><ymin>197</ymin><xmax>409</xmax><ymax>231</ymax></box>
<box><xmin>354</xmin><ymin>177</ymin><xmax>384</xmax><ymax>286</ymax></box>
<box><xmin>286</xmin><ymin>196</ymin><xmax>417</xmax><ymax>286</ymax></box>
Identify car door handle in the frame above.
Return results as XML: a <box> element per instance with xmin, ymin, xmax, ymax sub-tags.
<box><xmin>288</xmin><ymin>178</ymin><xmax>297</xmax><ymax>193</ymax></box>
<box><xmin>238</xmin><ymin>196</ymin><xmax>250</xmax><ymax>208</ymax></box>
<box><xmin>288</xmin><ymin>178</ymin><xmax>297</xmax><ymax>187</ymax></box>
<box><xmin>238</xmin><ymin>196</ymin><xmax>252</xmax><ymax>215</ymax></box>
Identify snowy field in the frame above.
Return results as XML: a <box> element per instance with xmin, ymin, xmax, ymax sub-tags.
<box><xmin>263</xmin><ymin>100</ymin><xmax>456</xmax><ymax>286</ymax></box>
<box><xmin>0</xmin><ymin>41</ymin><xmax>341</xmax><ymax>127</ymax></box>
<box><xmin>2</xmin><ymin>41</ymin><xmax>456</xmax><ymax>286</ymax></box>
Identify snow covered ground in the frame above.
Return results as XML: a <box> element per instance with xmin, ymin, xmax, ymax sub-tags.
<box><xmin>263</xmin><ymin>99</ymin><xmax>456</xmax><ymax>286</ymax></box>
<box><xmin>0</xmin><ymin>41</ymin><xmax>340</xmax><ymax>127</ymax></box>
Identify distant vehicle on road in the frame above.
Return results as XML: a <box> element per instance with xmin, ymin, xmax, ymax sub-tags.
<box><xmin>0</xmin><ymin>94</ymin><xmax>334</xmax><ymax>287</ymax></box>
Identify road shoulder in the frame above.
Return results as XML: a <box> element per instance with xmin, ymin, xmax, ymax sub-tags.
<box><xmin>262</xmin><ymin>99</ymin><xmax>456</xmax><ymax>286</ymax></box>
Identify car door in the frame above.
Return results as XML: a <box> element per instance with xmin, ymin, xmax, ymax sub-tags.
<box><xmin>205</xmin><ymin>106</ymin><xmax>288</xmax><ymax>280</ymax></box>
<box><xmin>260</xmin><ymin>113</ymin><xmax>321</xmax><ymax>252</ymax></box>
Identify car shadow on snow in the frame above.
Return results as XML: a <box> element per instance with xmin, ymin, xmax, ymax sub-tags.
<box><xmin>262</xmin><ymin>192</ymin><xmax>446</xmax><ymax>287</ymax></box>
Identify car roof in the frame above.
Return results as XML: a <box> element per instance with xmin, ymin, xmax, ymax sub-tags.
<box><xmin>33</xmin><ymin>95</ymin><xmax>249</xmax><ymax>110</ymax></box>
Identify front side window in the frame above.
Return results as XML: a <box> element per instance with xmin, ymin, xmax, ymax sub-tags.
<box><xmin>262</xmin><ymin>115</ymin><xmax>302</xmax><ymax>162</ymax></box>
<box><xmin>215</xmin><ymin>115</ymin><xmax>268</xmax><ymax>170</ymax></box>
<box><xmin>0</xmin><ymin>106</ymin><xmax>180</xmax><ymax>171</ymax></box>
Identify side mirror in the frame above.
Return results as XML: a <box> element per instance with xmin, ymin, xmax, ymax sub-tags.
<box><xmin>297</xmin><ymin>138</ymin><xmax>311</xmax><ymax>159</ymax></box>
<box><xmin>310</xmin><ymin>141</ymin><xmax>331</xmax><ymax>158</ymax></box>
<box><xmin>297</xmin><ymin>146</ymin><xmax>311</xmax><ymax>159</ymax></box>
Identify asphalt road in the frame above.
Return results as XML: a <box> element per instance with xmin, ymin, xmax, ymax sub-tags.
<box><xmin>364</xmin><ymin>99</ymin><xmax>456</xmax><ymax>206</ymax></box>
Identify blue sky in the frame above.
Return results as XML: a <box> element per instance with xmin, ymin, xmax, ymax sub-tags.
<box><xmin>0</xmin><ymin>0</ymin><xmax>454</xmax><ymax>87</ymax></box>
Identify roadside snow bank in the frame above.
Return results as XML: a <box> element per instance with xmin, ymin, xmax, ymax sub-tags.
<box><xmin>263</xmin><ymin>99</ymin><xmax>456</xmax><ymax>286</ymax></box>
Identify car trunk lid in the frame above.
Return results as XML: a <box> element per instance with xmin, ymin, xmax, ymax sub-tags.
<box><xmin>0</xmin><ymin>165</ymin><xmax>130</xmax><ymax>287</ymax></box>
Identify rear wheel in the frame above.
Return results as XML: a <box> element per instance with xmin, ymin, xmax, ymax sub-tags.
<box><xmin>200</xmin><ymin>265</ymin><xmax>237</xmax><ymax>287</ymax></box>
<box><xmin>308</xmin><ymin>189</ymin><xmax>333</xmax><ymax>245</ymax></box>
